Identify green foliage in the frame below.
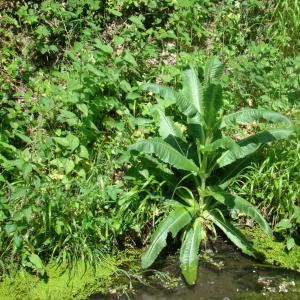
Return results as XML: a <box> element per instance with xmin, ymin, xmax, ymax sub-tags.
<box><xmin>129</xmin><ymin>60</ymin><xmax>293</xmax><ymax>285</ymax></box>
<box><xmin>231</xmin><ymin>134</ymin><xmax>300</xmax><ymax>251</ymax></box>
<box><xmin>0</xmin><ymin>0</ymin><xmax>299</xmax><ymax>288</ymax></box>
<box><xmin>0</xmin><ymin>172</ymin><xmax>163</xmax><ymax>273</ymax></box>
<box><xmin>243</xmin><ymin>227</ymin><xmax>300</xmax><ymax>272</ymax></box>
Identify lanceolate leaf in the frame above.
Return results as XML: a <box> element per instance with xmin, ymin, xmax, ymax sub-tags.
<box><xmin>187</xmin><ymin>113</ymin><xmax>206</xmax><ymax>145</ymax></box>
<box><xmin>129</xmin><ymin>138</ymin><xmax>199</xmax><ymax>173</ymax></box>
<box><xmin>216</xmin><ymin>128</ymin><xmax>294</xmax><ymax>168</ymax></box>
<box><xmin>208</xmin><ymin>136</ymin><xmax>240</xmax><ymax>152</ymax></box>
<box><xmin>216</xmin><ymin>143</ymin><xmax>261</xmax><ymax>168</ymax></box>
<box><xmin>156</xmin><ymin>109</ymin><xmax>183</xmax><ymax>140</ymax></box>
<box><xmin>209</xmin><ymin>210</ymin><xmax>255</xmax><ymax>256</ymax></box>
<box><xmin>204</xmin><ymin>57</ymin><xmax>224</xmax><ymax>83</ymax></box>
<box><xmin>218</xmin><ymin>109</ymin><xmax>293</xmax><ymax>129</ymax></box>
<box><xmin>180</xmin><ymin>218</ymin><xmax>202</xmax><ymax>285</ymax></box>
<box><xmin>239</xmin><ymin>128</ymin><xmax>294</xmax><ymax>146</ymax></box>
<box><xmin>141</xmin><ymin>207</ymin><xmax>193</xmax><ymax>268</ymax></box>
<box><xmin>217</xmin><ymin>155</ymin><xmax>254</xmax><ymax>189</ymax></box>
<box><xmin>182</xmin><ymin>66</ymin><xmax>203</xmax><ymax>114</ymax></box>
<box><xmin>141</xmin><ymin>83</ymin><xmax>198</xmax><ymax>117</ymax></box>
<box><xmin>156</xmin><ymin>109</ymin><xmax>187</xmax><ymax>155</ymax></box>
<box><xmin>209</xmin><ymin>187</ymin><xmax>272</xmax><ymax>235</ymax></box>
<box><xmin>141</xmin><ymin>83</ymin><xmax>177</xmax><ymax>101</ymax></box>
<box><xmin>203</xmin><ymin>84</ymin><xmax>223</xmax><ymax>128</ymax></box>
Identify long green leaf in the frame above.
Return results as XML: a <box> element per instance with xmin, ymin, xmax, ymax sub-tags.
<box><xmin>141</xmin><ymin>207</ymin><xmax>193</xmax><ymax>268</ymax></box>
<box><xmin>216</xmin><ymin>128</ymin><xmax>294</xmax><ymax>168</ymax></box>
<box><xmin>219</xmin><ymin>109</ymin><xmax>292</xmax><ymax>129</ymax></box>
<box><xmin>156</xmin><ymin>109</ymin><xmax>188</xmax><ymax>155</ymax></box>
<box><xmin>141</xmin><ymin>83</ymin><xmax>177</xmax><ymax>101</ymax></box>
<box><xmin>239</xmin><ymin>128</ymin><xmax>294</xmax><ymax>146</ymax></box>
<box><xmin>204</xmin><ymin>57</ymin><xmax>224</xmax><ymax>83</ymax></box>
<box><xmin>203</xmin><ymin>84</ymin><xmax>223</xmax><ymax>128</ymax></box>
<box><xmin>208</xmin><ymin>136</ymin><xmax>240</xmax><ymax>152</ymax></box>
<box><xmin>216</xmin><ymin>143</ymin><xmax>260</xmax><ymax>168</ymax></box>
<box><xmin>187</xmin><ymin>113</ymin><xmax>206</xmax><ymax>145</ymax></box>
<box><xmin>182</xmin><ymin>66</ymin><xmax>203</xmax><ymax>114</ymax></box>
<box><xmin>209</xmin><ymin>210</ymin><xmax>255</xmax><ymax>256</ymax></box>
<box><xmin>142</xmin><ymin>83</ymin><xmax>197</xmax><ymax>117</ymax></box>
<box><xmin>209</xmin><ymin>187</ymin><xmax>272</xmax><ymax>235</ymax></box>
<box><xmin>156</xmin><ymin>109</ymin><xmax>183</xmax><ymax>140</ymax></box>
<box><xmin>180</xmin><ymin>218</ymin><xmax>202</xmax><ymax>285</ymax></box>
<box><xmin>129</xmin><ymin>138</ymin><xmax>199</xmax><ymax>173</ymax></box>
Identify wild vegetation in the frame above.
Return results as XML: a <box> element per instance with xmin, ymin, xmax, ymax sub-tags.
<box><xmin>0</xmin><ymin>0</ymin><xmax>299</xmax><ymax>296</ymax></box>
<box><xmin>129</xmin><ymin>60</ymin><xmax>293</xmax><ymax>284</ymax></box>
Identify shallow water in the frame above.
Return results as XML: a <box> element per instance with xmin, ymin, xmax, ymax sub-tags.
<box><xmin>92</xmin><ymin>240</ymin><xmax>300</xmax><ymax>300</ymax></box>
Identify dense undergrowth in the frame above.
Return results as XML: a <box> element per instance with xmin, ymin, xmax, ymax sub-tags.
<box><xmin>0</xmin><ymin>0</ymin><xmax>299</xmax><ymax>281</ymax></box>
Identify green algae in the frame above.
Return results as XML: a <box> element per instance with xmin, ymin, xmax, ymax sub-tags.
<box><xmin>243</xmin><ymin>227</ymin><xmax>300</xmax><ymax>272</ymax></box>
<box><xmin>0</xmin><ymin>250</ymin><xmax>141</xmax><ymax>300</ymax></box>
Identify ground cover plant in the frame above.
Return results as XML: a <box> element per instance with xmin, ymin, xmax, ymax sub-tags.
<box><xmin>0</xmin><ymin>0</ymin><xmax>300</xmax><ymax>297</ymax></box>
<box><xmin>128</xmin><ymin>58</ymin><xmax>294</xmax><ymax>284</ymax></box>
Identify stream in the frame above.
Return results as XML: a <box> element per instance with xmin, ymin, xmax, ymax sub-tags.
<box><xmin>92</xmin><ymin>240</ymin><xmax>300</xmax><ymax>300</ymax></box>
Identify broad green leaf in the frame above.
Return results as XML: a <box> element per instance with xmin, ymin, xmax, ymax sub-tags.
<box><xmin>66</xmin><ymin>134</ymin><xmax>80</xmax><ymax>152</ymax></box>
<box><xmin>76</xmin><ymin>103</ymin><xmax>89</xmax><ymax>116</ymax></box>
<box><xmin>216</xmin><ymin>128</ymin><xmax>294</xmax><ymax>168</ymax></box>
<box><xmin>209</xmin><ymin>210</ymin><xmax>255</xmax><ymax>256</ymax></box>
<box><xmin>78</xmin><ymin>145</ymin><xmax>89</xmax><ymax>159</ymax></box>
<box><xmin>29</xmin><ymin>253</ymin><xmax>45</xmax><ymax>274</ymax></box>
<box><xmin>123</xmin><ymin>51</ymin><xmax>138</xmax><ymax>66</ymax></box>
<box><xmin>275</xmin><ymin>219</ymin><xmax>293</xmax><ymax>231</ymax></box>
<box><xmin>187</xmin><ymin>113</ymin><xmax>206</xmax><ymax>145</ymax></box>
<box><xmin>64</xmin><ymin>159</ymin><xmax>75</xmax><ymax>174</ymax></box>
<box><xmin>217</xmin><ymin>155</ymin><xmax>255</xmax><ymax>189</ymax></box>
<box><xmin>203</xmin><ymin>84</ymin><xmax>223</xmax><ymax>128</ymax></box>
<box><xmin>4</xmin><ymin>223</ymin><xmax>17</xmax><ymax>235</ymax></box>
<box><xmin>286</xmin><ymin>237</ymin><xmax>295</xmax><ymax>251</ymax></box>
<box><xmin>107</xmin><ymin>8</ymin><xmax>122</xmax><ymax>16</ymax></box>
<box><xmin>180</xmin><ymin>218</ymin><xmax>202</xmax><ymax>285</ymax></box>
<box><xmin>141</xmin><ymin>207</ymin><xmax>193</xmax><ymax>268</ymax></box>
<box><xmin>13</xmin><ymin>235</ymin><xmax>23</xmax><ymax>248</ymax></box>
<box><xmin>207</xmin><ymin>136</ymin><xmax>239</xmax><ymax>152</ymax></box>
<box><xmin>216</xmin><ymin>143</ymin><xmax>260</xmax><ymax>168</ymax></box>
<box><xmin>219</xmin><ymin>109</ymin><xmax>292</xmax><ymax>129</ymax></box>
<box><xmin>53</xmin><ymin>134</ymin><xmax>79</xmax><ymax>151</ymax></box>
<box><xmin>141</xmin><ymin>83</ymin><xmax>177</xmax><ymax>101</ymax></box>
<box><xmin>22</xmin><ymin>162</ymin><xmax>32</xmax><ymax>179</ymax></box>
<box><xmin>128</xmin><ymin>15</ymin><xmax>145</xmax><ymax>29</ymax></box>
<box><xmin>156</xmin><ymin>109</ymin><xmax>187</xmax><ymax>155</ymax></box>
<box><xmin>156</xmin><ymin>109</ymin><xmax>183</xmax><ymax>140</ymax></box>
<box><xmin>209</xmin><ymin>187</ymin><xmax>272</xmax><ymax>235</ymax></box>
<box><xmin>239</xmin><ymin>128</ymin><xmax>294</xmax><ymax>147</ymax></box>
<box><xmin>182</xmin><ymin>66</ymin><xmax>203</xmax><ymax>114</ymax></box>
<box><xmin>204</xmin><ymin>57</ymin><xmax>224</xmax><ymax>83</ymax></box>
<box><xmin>53</xmin><ymin>137</ymin><xmax>69</xmax><ymax>148</ymax></box>
<box><xmin>141</xmin><ymin>84</ymin><xmax>198</xmax><ymax>117</ymax></box>
<box><xmin>129</xmin><ymin>138</ymin><xmax>199</xmax><ymax>173</ymax></box>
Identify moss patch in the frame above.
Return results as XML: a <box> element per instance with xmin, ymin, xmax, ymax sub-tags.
<box><xmin>0</xmin><ymin>250</ymin><xmax>141</xmax><ymax>300</ymax></box>
<box><xmin>243</xmin><ymin>227</ymin><xmax>300</xmax><ymax>272</ymax></box>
